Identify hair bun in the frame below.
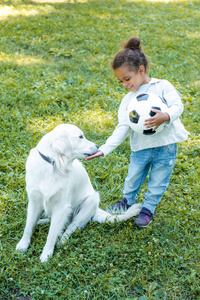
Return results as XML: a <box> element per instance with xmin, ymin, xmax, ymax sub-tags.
<box><xmin>124</xmin><ymin>37</ymin><xmax>141</xmax><ymax>51</ymax></box>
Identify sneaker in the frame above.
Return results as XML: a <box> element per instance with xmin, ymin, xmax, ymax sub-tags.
<box><xmin>111</xmin><ymin>198</ymin><xmax>131</xmax><ymax>212</ymax></box>
<box><xmin>134</xmin><ymin>207</ymin><xmax>153</xmax><ymax>227</ymax></box>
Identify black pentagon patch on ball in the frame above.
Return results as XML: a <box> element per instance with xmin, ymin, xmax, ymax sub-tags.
<box><xmin>150</xmin><ymin>106</ymin><xmax>161</xmax><ymax>117</ymax></box>
<box><xmin>143</xmin><ymin>128</ymin><xmax>156</xmax><ymax>135</ymax></box>
<box><xmin>129</xmin><ymin>110</ymin><xmax>140</xmax><ymax>124</ymax></box>
<box><xmin>136</xmin><ymin>93</ymin><xmax>149</xmax><ymax>101</ymax></box>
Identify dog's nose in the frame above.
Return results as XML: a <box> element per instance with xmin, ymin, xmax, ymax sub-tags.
<box><xmin>95</xmin><ymin>144</ymin><xmax>99</xmax><ymax>149</ymax></box>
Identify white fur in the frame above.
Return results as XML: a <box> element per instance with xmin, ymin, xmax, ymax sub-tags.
<box><xmin>16</xmin><ymin>124</ymin><xmax>141</xmax><ymax>262</ymax></box>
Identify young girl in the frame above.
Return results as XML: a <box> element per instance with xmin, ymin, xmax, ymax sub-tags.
<box><xmin>86</xmin><ymin>37</ymin><xmax>188</xmax><ymax>227</ymax></box>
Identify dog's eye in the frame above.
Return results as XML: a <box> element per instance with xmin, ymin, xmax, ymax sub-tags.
<box><xmin>79</xmin><ymin>135</ymin><xmax>84</xmax><ymax>139</ymax></box>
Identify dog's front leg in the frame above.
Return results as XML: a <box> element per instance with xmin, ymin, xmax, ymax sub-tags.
<box><xmin>16</xmin><ymin>196</ymin><xmax>43</xmax><ymax>252</ymax></box>
<box><xmin>40</xmin><ymin>205</ymin><xmax>72</xmax><ymax>263</ymax></box>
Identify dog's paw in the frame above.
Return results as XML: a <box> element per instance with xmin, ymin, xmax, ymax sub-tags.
<box><xmin>16</xmin><ymin>239</ymin><xmax>30</xmax><ymax>252</ymax></box>
<box><xmin>37</xmin><ymin>218</ymin><xmax>50</xmax><ymax>225</ymax></box>
<box><xmin>60</xmin><ymin>234</ymin><xmax>69</xmax><ymax>245</ymax></box>
<box><xmin>40</xmin><ymin>249</ymin><xmax>53</xmax><ymax>263</ymax></box>
<box><xmin>127</xmin><ymin>203</ymin><xmax>142</xmax><ymax>214</ymax></box>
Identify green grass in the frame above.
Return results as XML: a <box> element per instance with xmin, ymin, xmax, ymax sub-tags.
<box><xmin>0</xmin><ymin>0</ymin><xmax>200</xmax><ymax>299</ymax></box>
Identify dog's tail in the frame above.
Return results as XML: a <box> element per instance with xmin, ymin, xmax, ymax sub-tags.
<box><xmin>92</xmin><ymin>203</ymin><xmax>141</xmax><ymax>224</ymax></box>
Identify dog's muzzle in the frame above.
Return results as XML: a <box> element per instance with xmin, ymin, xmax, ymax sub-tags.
<box><xmin>84</xmin><ymin>144</ymin><xmax>99</xmax><ymax>156</ymax></box>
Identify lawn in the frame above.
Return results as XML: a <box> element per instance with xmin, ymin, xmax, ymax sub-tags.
<box><xmin>0</xmin><ymin>0</ymin><xmax>200</xmax><ymax>299</ymax></box>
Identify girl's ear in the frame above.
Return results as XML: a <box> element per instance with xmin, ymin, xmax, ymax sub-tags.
<box><xmin>138</xmin><ymin>65</ymin><xmax>145</xmax><ymax>74</ymax></box>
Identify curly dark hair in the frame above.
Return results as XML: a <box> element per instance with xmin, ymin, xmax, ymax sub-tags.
<box><xmin>111</xmin><ymin>37</ymin><xmax>149</xmax><ymax>72</ymax></box>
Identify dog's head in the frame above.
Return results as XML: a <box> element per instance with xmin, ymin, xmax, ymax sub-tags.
<box><xmin>38</xmin><ymin>124</ymin><xmax>99</xmax><ymax>173</ymax></box>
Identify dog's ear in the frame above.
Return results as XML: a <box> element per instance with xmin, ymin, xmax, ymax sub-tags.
<box><xmin>51</xmin><ymin>134</ymin><xmax>73</xmax><ymax>172</ymax></box>
<box><xmin>52</xmin><ymin>134</ymin><xmax>72</xmax><ymax>155</ymax></box>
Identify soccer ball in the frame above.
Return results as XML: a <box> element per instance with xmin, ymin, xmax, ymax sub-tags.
<box><xmin>127</xmin><ymin>92</ymin><xmax>168</xmax><ymax>135</ymax></box>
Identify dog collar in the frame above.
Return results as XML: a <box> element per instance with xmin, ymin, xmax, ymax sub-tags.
<box><xmin>38</xmin><ymin>150</ymin><xmax>55</xmax><ymax>167</ymax></box>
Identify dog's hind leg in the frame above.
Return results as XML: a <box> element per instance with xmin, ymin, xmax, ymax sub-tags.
<box><xmin>60</xmin><ymin>191</ymin><xmax>99</xmax><ymax>244</ymax></box>
<box><xmin>16</xmin><ymin>191</ymin><xmax>43</xmax><ymax>252</ymax></box>
<box><xmin>92</xmin><ymin>203</ymin><xmax>142</xmax><ymax>224</ymax></box>
<box><xmin>92</xmin><ymin>208</ymin><xmax>117</xmax><ymax>223</ymax></box>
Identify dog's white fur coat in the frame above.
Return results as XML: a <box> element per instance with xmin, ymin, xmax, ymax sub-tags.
<box><xmin>16</xmin><ymin>124</ymin><xmax>141</xmax><ymax>262</ymax></box>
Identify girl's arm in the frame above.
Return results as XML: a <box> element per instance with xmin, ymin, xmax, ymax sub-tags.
<box><xmin>87</xmin><ymin>94</ymin><xmax>131</xmax><ymax>160</ymax></box>
<box><xmin>99</xmin><ymin>124</ymin><xmax>130</xmax><ymax>157</ymax></box>
<box><xmin>161</xmin><ymin>80</ymin><xmax>184</xmax><ymax>123</ymax></box>
<box><xmin>144</xmin><ymin>80</ymin><xmax>183</xmax><ymax>131</ymax></box>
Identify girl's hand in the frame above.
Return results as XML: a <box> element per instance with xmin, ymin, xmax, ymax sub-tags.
<box><xmin>144</xmin><ymin>109</ymin><xmax>170</xmax><ymax>131</ymax></box>
<box><xmin>85</xmin><ymin>150</ymin><xmax>104</xmax><ymax>161</ymax></box>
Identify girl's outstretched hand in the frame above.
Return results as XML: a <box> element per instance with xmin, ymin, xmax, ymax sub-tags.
<box><xmin>86</xmin><ymin>150</ymin><xmax>104</xmax><ymax>161</ymax></box>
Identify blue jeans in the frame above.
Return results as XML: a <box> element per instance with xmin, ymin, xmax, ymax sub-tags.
<box><xmin>123</xmin><ymin>144</ymin><xmax>177</xmax><ymax>214</ymax></box>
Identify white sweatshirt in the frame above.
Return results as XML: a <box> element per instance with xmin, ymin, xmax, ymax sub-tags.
<box><xmin>100</xmin><ymin>78</ymin><xmax>189</xmax><ymax>157</ymax></box>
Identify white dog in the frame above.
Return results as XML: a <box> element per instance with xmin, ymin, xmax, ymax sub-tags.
<box><xmin>16</xmin><ymin>124</ymin><xmax>141</xmax><ymax>262</ymax></box>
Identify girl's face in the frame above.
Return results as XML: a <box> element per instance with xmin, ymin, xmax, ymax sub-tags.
<box><xmin>114</xmin><ymin>65</ymin><xmax>150</xmax><ymax>93</ymax></box>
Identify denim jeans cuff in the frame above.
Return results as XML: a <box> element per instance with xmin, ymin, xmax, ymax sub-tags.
<box><xmin>141</xmin><ymin>203</ymin><xmax>155</xmax><ymax>214</ymax></box>
<box><xmin>126</xmin><ymin>195</ymin><xmax>138</xmax><ymax>206</ymax></box>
